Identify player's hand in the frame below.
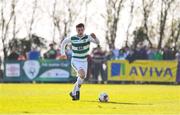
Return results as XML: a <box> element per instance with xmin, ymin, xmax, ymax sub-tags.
<box><xmin>90</xmin><ymin>33</ymin><xmax>96</xmax><ymax>39</ymax></box>
<box><xmin>59</xmin><ymin>55</ymin><xmax>67</xmax><ymax>60</ymax></box>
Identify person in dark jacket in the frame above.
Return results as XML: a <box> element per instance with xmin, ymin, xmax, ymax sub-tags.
<box><xmin>91</xmin><ymin>45</ymin><xmax>106</xmax><ymax>83</ymax></box>
<box><xmin>46</xmin><ymin>44</ymin><xmax>57</xmax><ymax>59</ymax></box>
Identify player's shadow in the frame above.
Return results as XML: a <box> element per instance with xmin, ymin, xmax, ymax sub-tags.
<box><xmin>82</xmin><ymin>100</ymin><xmax>152</xmax><ymax>105</ymax></box>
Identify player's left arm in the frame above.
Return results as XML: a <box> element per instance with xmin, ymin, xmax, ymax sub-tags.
<box><xmin>89</xmin><ymin>33</ymin><xmax>100</xmax><ymax>44</ymax></box>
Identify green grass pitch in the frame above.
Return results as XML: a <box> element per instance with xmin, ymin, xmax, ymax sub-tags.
<box><xmin>0</xmin><ymin>84</ymin><xmax>180</xmax><ymax>115</ymax></box>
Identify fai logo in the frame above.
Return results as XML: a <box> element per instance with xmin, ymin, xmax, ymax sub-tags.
<box><xmin>23</xmin><ymin>60</ymin><xmax>40</xmax><ymax>79</ymax></box>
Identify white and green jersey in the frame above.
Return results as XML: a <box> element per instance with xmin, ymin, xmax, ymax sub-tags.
<box><xmin>71</xmin><ymin>35</ymin><xmax>90</xmax><ymax>59</ymax></box>
<box><xmin>61</xmin><ymin>34</ymin><xmax>99</xmax><ymax>61</ymax></box>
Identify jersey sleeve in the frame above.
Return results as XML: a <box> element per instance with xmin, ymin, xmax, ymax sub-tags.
<box><xmin>88</xmin><ymin>35</ymin><xmax>100</xmax><ymax>44</ymax></box>
<box><xmin>60</xmin><ymin>37</ymin><xmax>71</xmax><ymax>55</ymax></box>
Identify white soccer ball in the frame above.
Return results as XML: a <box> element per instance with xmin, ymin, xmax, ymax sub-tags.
<box><xmin>99</xmin><ymin>92</ymin><xmax>109</xmax><ymax>102</ymax></box>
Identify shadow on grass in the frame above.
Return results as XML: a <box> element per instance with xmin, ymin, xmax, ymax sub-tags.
<box><xmin>81</xmin><ymin>100</ymin><xmax>152</xmax><ymax>105</ymax></box>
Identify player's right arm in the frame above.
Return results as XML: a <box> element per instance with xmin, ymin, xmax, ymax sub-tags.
<box><xmin>60</xmin><ymin>37</ymin><xmax>71</xmax><ymax>59</ymax></box>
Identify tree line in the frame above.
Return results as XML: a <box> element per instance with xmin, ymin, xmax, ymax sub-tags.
<box><xmin>0</xmin><ymin>0</ymin><xmax>179</xmax><ymax>60</ymax></box>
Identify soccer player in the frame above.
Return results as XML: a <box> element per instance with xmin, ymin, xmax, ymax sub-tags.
<box><xmin>60</xmin><ymin>23</ymin><xmax>100</xmax><ymax>100</ymax></box>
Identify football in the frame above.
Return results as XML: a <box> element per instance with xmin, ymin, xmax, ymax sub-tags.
<box><xmin>98</xmin><ymin>92</ymin><xmax>109</xmax><ymax>102</ymax></box>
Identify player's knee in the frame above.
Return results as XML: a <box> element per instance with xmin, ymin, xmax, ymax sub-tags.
<box><xmin>78</xmin><ymin>69</ymin><xmax>85</xmax><ymax>79</ymax></box>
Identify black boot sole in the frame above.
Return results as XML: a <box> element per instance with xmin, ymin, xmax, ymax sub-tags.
<box><xmin>69</xmin><ymin>92</ymin><xmax>79</xmax><ymax>101</ymax></box>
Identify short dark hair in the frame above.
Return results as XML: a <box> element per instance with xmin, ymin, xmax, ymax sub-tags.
<box><xmin>76</xmin><ymin>23</ymin><xmax>84</xmax><ymax>28</ymax></box>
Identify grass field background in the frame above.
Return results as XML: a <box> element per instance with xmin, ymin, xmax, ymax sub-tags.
<box><xmin>0</xmin><ymin>84</ymin><xmax>180</xmax><ymax>115</ymax></box>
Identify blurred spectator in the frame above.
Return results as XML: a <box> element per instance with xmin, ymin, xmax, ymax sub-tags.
<box><xmin>92</xmin><ymin>45</ymin><xmax>106</xmax><ymax>83</ymax></box>
<box><xmin>136</xmin><ymin>46</ymin><xmax>148</xmax><ymax>60</ymax></box>
<box><xmin>56</xmin><ymin>48</ymin><xmax>61</xmax><ymax>59</ymax></box>
<box><xmin>27</xmin><ymin>47</ymin><xmax>40</xmax><ymax>60</ymax></box>
<box><xmin>46</xmin><ymin>44</ymin><xmax>57</xmax><ymax>59</ymax></box>
<box><xmin>163</xmin><ymin>47</ymin><xmax>175</xmax><ymax>60</ymax></box>
<box><xmin>18</xmin><ymin>51</ymin><xmax>26</xmax><ymax>61</ymax></box>
<box><xmin>119</xmin><ymin>48</ymin><xmax>128</xmax><ymax>60</ymax></box>
<box><xmin>175</xmin><ymin>51</ymin><xmax>180</xmax><ymax>61</ymax></box>
<box><xmin>153</xmin><ymin>49</ymin><xmax>163</xmax><ymax>60</ymax></box>
<box><xmin>43</xmin><ymin>53</ymin><xmax>48</xmax><ymax>59</ymax></box>
<box><xmin>147</xmin><ymin>47</ymin><xmax>155</xmax><ymax>60</ymax></box>
<box><xmin>106</xmin><ymin>50</ymin><xmax>113</xmax><ymax>61</ymax></box>
<box><xmin>126</xmin><ymin>49</ymin><xmax>136</xmax><ymax>63</ymax></box>
<box><xmin>111</xmin><ymin>46</ymin><xmax>120</xmax><ymax>60</ymax></box>
<box><xmin>8</xmin><ymin>48</ymin><xmax>19</xmax><ymax>60</ymax></box>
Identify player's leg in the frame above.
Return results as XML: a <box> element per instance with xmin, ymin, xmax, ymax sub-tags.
<box><xmin>72</xmin><ymin>62</ymin><xmax>87</xmax><ymax>99</ymax></box>
<box><xmin>69</xmin><ymin>61</ymin><xmax>79</xmax><ymax>100</ymax></box>
<box><xmin>72</xmin><ymin>68</ymin><xmax>85</xmax><ymax>100</ymax></box>
<box><xmin>70</xmin><ymin>60</ymin><xmax>87</xmax><ymax>100</ymax></box>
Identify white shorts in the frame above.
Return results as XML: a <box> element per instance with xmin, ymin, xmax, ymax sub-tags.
<box><xmin>71</xmin><ymin>58</ymin><xmax>88</xmax><ymax>78</ymax></box>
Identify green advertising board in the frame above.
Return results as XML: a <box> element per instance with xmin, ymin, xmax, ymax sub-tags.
<box><xmin>3</xmin><ymin>59</ymin><xmax>76</xmax><ymax>82</ymax></box>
